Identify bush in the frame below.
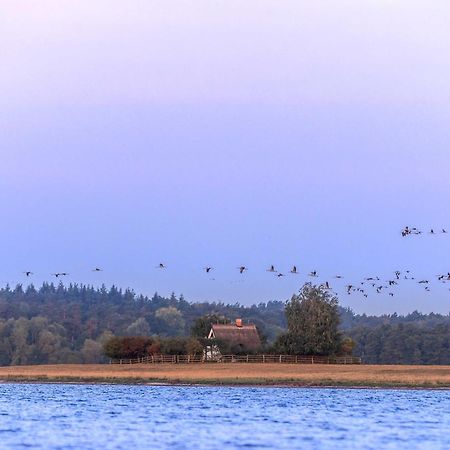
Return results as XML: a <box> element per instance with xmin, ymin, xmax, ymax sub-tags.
<box><xmin>160</xmin><ymin>337</ymin><xmax>188</xmax><ymax>355</ymax></box>
<box><xmin>103</xmin><ymin>336</ymin><xmax>152</xmax><ymax>359</ymax></box>
<box><xmin>103</xmin><ymin>336</ymin><xmax>205</xmax><ymax>358</ymax></box>
<box><xmin>186</xmin><ymin>338</ymin><xmax>204</xmax><ymax>356</ymax></box>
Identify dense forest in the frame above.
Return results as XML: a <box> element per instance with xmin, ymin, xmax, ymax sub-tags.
<box><xmin>0</xmin><ymin>283</ymin><xmax>449</xmax><ymax>365</ymax></box>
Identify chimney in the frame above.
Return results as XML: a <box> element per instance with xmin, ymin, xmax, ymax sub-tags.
<box><xmin>235</xmin><ymin>318</ymin><xmax>243</xmax><ymax>327</ymax></box>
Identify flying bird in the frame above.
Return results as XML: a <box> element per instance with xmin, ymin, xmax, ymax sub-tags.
<box><xmin>204</xmin><ymin>267</ymin><xmax>213</xmax><ymax>273</ymax></box>
<box><xmin>290</xmin><ymin>266</ymin><xmax>298</xmax><ymax>274</ymax></box>
<box><xmin>23</xmin><ymin>271</ymin><xmax>33</xmax><ymax>277</ymax></box>
<box><xmin>401</xmin><ymin>226</ymin><xmax>410</xmax><ymax>237</ymax></box>
<box><xmin>266</xmin><ymin>265</ymin><xmax>277</xmax><ymax>273</ymax></box>
<box><xmin>238</xmin><ymin>266</ymin><xmax>247</xmax><ymax>274</ymax></box>
<box><xmin>403</xmin><ymin>226</ymin><xmax>422</xmax><ymax>236</ymax></box>
<box><xmin>157</xmin><ymin>263</ymin><xmax>166</xmax><ymax>269</ymax></box>
<box><xmin>52</xmin><ymin>272</ymin><xmax>68</xmax><ymax>278</ymax></box>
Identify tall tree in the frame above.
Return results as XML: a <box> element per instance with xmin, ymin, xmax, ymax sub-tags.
<box><xmin>275</xmin><ymin>283</ymin><xmax>342</xmax><ymax>356</ymax></box>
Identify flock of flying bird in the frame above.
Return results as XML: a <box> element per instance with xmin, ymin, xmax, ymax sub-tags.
<box><xmin>14</xmin><ymin>226</ymin><xmax>449</xmax><ymax>300</ymax></box>
<box><xmin>401</xmin><ymin>226</ymin><xmax>447</xmax><ymax>237</ymax></box>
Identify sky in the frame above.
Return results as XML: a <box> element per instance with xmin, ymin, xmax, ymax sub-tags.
<box><xmin>1</xmin><ymin>1</ymin><xmax>449</xmax><ymax>314</ymax></box>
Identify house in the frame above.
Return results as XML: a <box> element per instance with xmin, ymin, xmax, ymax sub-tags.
<box><xmin>205</xmin><ymin>319</ymin><xmax>262</xmax><ymax>360</ymax></box>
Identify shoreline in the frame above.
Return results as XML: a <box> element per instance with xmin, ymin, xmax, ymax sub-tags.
<box><xmin>1</xmin><ymin>378</ymin><xmax>450</xmax><ymax>390</ymax></box>
<box><xmin>1</xmin><ymin>363</ymin><xmax>450</xmax><ymax>389</ymax></box>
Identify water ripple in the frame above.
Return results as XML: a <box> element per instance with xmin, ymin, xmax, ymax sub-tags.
<box><xmin>0</xmin><ymin>384</ymin><xmax>449</xmax><ymax>449</ymax></box>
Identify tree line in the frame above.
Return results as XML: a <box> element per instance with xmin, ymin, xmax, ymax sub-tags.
<box><xmin>0</xmin><ymin>282</ymin><xmax>449</xmax><ymax>365</ymax></box>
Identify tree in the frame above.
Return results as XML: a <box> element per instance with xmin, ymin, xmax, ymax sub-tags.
<box><xmin>339</xmin><ymin>337</ymin><xmax>356</xmax><ymax>356</ymax></box>
<box><xmin>126</xmin><ymin>318</ymin><xmax>151</xmax><ymax>336</ymax></box>
<box><xmin>190</xmin><ymin>314</ymin><xmax>229</xmax><ymax>338</ymax></box>
<box><xmin>81</xmin><ymin>339</ymin><xmax>104</xmax><ymax>363</ymax></box>
<box><xmin>97</xmin><ymin>330</ymin><xmax>115</xmax><ymax>346</ymax></box>
<box><xmin>155</xmin><ymin>307</ymin><xmax>185</xmax><ymax>336</ymax></box>
<box><xmin>103</xmin><ymin>336</ymin><xmax>123</xmax><ymax>359</ymax></box>
<box><xmin>37</xmin><ymin>329</ymin><xmax>62</xmax><ymax>363</ymax></box>
<box><xmin>185</xmin><ymin>338</ymin><xmax>204</xmax><ymax>356</ymax></box>
<box><xmin>275</xmin><ymin>283</ymin><xmax>342</xmax><ymax>356</ymax></box>
<box><xmin>160</xmin><ymin>337</ymin><xmax>188</xmax><ymax>355</ymax></box>
<box><xmin>11</xmin><ymin>318</ymin><xmax>31</xmax><ymax>365</ymax></box>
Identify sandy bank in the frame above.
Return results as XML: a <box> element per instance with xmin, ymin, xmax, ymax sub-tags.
<box><xmin>1</xmin><ymin>363</ymin><xmax>450</xmax><ymax>388</ymax></box>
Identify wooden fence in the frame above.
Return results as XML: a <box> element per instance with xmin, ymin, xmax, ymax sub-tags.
<box><xmin>110</xmin><ymin>354</ymin><xmax>361</xmax><ymax>365</ymax></box>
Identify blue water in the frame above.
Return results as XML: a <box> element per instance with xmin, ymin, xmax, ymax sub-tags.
<box><xmin>0</xmin><ymin>384</ymin><xmax>448</xmax><ymax>449</ymax></box>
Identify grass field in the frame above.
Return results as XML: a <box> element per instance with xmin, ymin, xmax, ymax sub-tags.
<box><xmin>1</xmin><ymin>363</ymin><xmax>450</xmax><ymax>388</ymax></box>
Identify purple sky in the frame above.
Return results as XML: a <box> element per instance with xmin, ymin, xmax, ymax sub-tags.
<box><xmin>1</xmin><ymin>1</ymin><xmax>449</xmax><ymax>314</ymax></box>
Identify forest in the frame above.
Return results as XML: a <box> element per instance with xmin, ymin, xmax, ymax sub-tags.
<box><xmin>0</xmin><ymin>283</ymin><xmax>449</xmax><ymax>365</ymax></box>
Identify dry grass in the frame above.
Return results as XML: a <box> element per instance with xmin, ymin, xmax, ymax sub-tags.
<box><xmin>1</xmin><ymin>364</ymin><xmax>450</xmax><ymax>387</ymax></box>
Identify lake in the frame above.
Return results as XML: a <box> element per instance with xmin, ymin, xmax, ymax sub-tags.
<box><xmin>0</xmin><ymin>384</ymin><xmax>448</xmax><ymax>449</ymax></box>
